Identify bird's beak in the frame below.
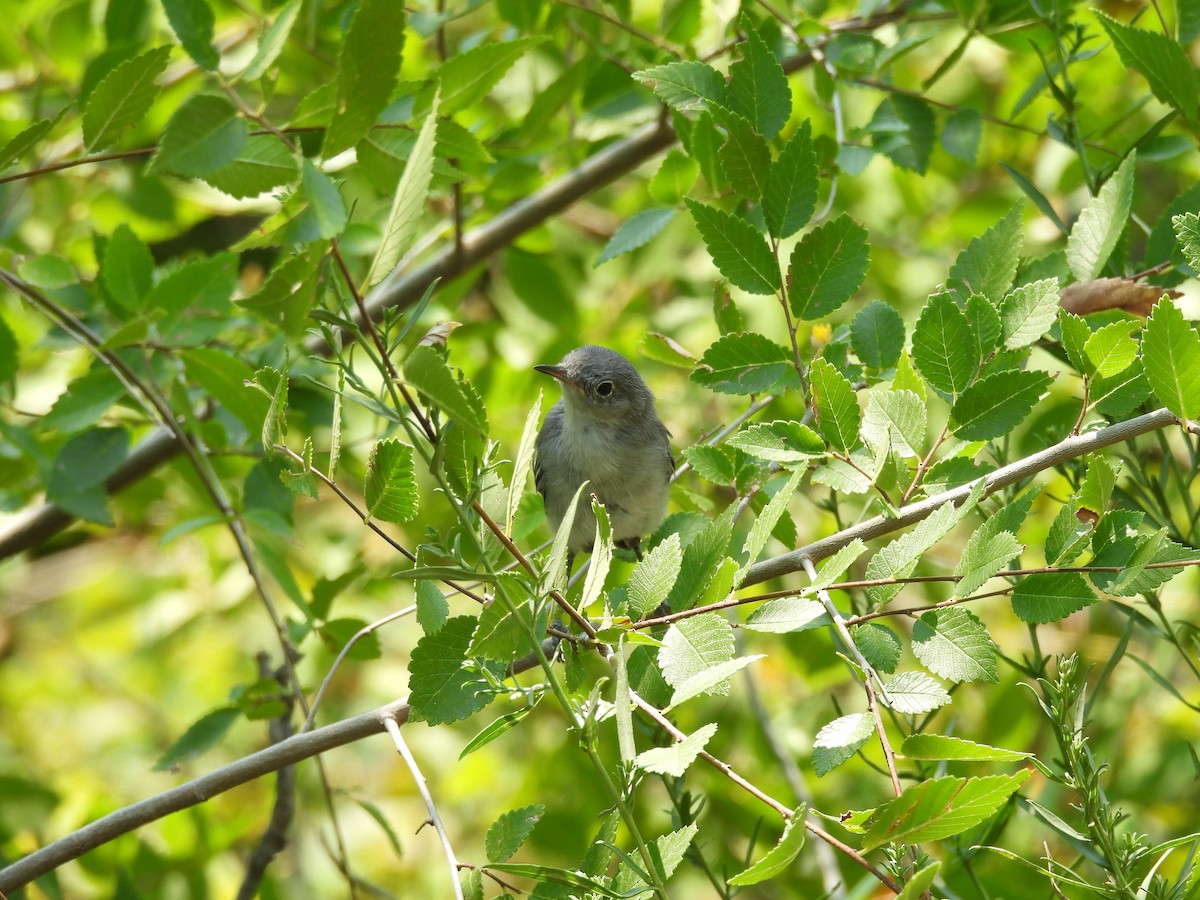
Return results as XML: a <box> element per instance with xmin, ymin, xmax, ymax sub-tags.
<box><xmin>534</xmin><ymin>364</ymin><xmax>580</xmax><ymax>390</ymax></box>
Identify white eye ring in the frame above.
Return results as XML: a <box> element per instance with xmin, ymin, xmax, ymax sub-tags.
<box><xmin>596</xmin><ymin>380</ymin><xmax>614</xmax><ymax>397</ymax></box>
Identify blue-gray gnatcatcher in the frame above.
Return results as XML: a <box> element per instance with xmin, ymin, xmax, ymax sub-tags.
<box><xmin>533</xmin><ymin>345</ymin><xmax>674</xmax><ymax>557</ymax></box>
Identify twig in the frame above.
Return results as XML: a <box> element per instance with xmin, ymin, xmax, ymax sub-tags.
<box><xmin>381</xmin><ymin>715</ymin><xmax>465</xmax><ymax>900</ymax></box>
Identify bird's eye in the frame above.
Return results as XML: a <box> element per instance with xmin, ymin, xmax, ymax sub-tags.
<box><xmin>596</xmin><ymin>380</ymin><xmax>614</xmax><ymax>397</ymax></box>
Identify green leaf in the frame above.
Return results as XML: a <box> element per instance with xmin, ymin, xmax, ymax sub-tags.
<box><xmin>809</xmin><ymin>356</ymin><xmax>861</xmax><ymax>452</ymax></box>
<box><xmin>658</xmin><ymin>612</ymin><xmax>734</xmax><ymax>697</ymax></box>
<box><xmin>1084</xmin><ymin>320</ymin><xmax>1139</xmax><ymax>378</ymax></box>
<box><xmin>146</xmin><ymin>252</ymin><xmax>237</xmax><ymax>327</ymax></box>
<box><xmin>869</xmin><ymin>94</ymin><xmax>936</xmax><ymax>173</ymax></box>
<box><xmin>1142</xmin><ymin>295</ymin><xmax>1200</xmax><ymax>419</ymax></box>
<box><xmin>681</xmin><ymin>445</ymin><xmax>734</xmax><ymax>485</ymax></box>
<box><xmin>763</xmin><ymin>121</ymin><xmax>817</xmax><ymax>239</ymax></box>
<box><xmin>202</xmin><ymin>134</ymin><xmax>299</xmax><ymax>199</ymax></box>
<box><xmin>364</xmin><ymin>438</ymin><xmax>418</xmax><ymax>524</ymax></box>
<box><xmin>863</xmin><ymin>389</ymin><xmax>925</xmax><ymax>458</ymax></box>
<box><xmin>862</xmin><ymin>772</ymin><xmax>1029</xmax><ymax>850</ymax></box>
<box><xmin>82</xmin><ymin>45</ymin><xmax>171</xmax><ymax>150</ymax></box>
<box><xmin>366</xmin><ymin>104</ymin><xmax>438</xmax><ymax>287</ymax></box>
<box><xmin>404</xmin><ymin>345</ymin><xmax>488</xmax><ymax>436</ymax></box>
<box><xmin>507</xmin><ymin>393</ymin><xmax>541</xmax><ymax>534</ymax></box>
<box><xmin>240</xmin><ymin>0</ymin><xmax>301</xmax><ymax>81</ymax></box>
<box><xmin>726</xmin><ymin>420</ymin><xmax>824</xmax><ymax>464</ymax></box>
<box><xmin>685</xmin><ymin>199</ymin><xmax>780</xmax><ymax>294</ymax></box>
<box><xmin>322</xmin><ymin>0</ymin><xmax>406</xmax><ymax>156</ymax></box>
<box><xmin>717</xmin><ymin>110</ymin><xmax>771</xmax><ymax>201</ymax></box>
<box><xmin>883</xmin><ymin>671</ymin><xmax>952</xmax><ymax>714</ymax></box>
<box><xmin>666</xmin><ymin>507</ymin><xmax>735</xmax><ymax>612</ymax></box>
<box><xmin>912</xmin><ymin>291</ymin><xmax>979</xmax><ymax>395</ymax></box>
<box><xmin>0</xmin><ymin>109</ymin><xmax>67</xmax><ymax>171</ymax></box>
<box><xmin>740</xmin><ymin>469</ymin><xmax>803</xmax><ymax>578</ymax></box>
<box><xmin>867</xmin><ymin>500</ymin><xmax>966</xmax><ymax>605</ymax></box>
<box><xmin>595</xmin><ymin>209</ymin><xmax>674</xmax><ymax>267</ymax></box>
<box><xmin>486</xmin><ymin>863</ymin><xmax>624</xmax><ymax>897</ymax></box>
<box><xmin>634</xmin><ymin>722</ymin><xmax>718</xmax><ymax>776</ymax></box>
<box><xmin>1066</xmin><ymin>153</ymin><xmax>1136</xmax><ymax>281</ymax></box>
<box><xmin>459</xmin><ymin>700</ymin><xmax>540</xmax><ymax>759</ymax></box>
<box><xmin>950</xmin><ymin>369</ymin><xmax>1052</xmax><ymax>441</ymax></box>
<box><xmin>787</xmin><ymin>214</ymin><xmax>870</xmax><ymax>320</ymax></box>
<box><xmin>648</xmin><ymin>151</ymin><xmax>698</xmax><ymax>206</ymax></box>
<box><xmin>102</xmin><ymin>223</ymin><xmax>154</xmax><ymax>314</ymax></box>
<box><xmin>941</xmin><ymin>107</ymin><xmax>981</xmax><ymax>163</ymax></box>
<box><xmin>627</xmin><ymin>533</ymin><xmax>683</xmax><ymax>619</ymax></box>
<box><xmin>999</xmin><ymin>278</ymin><xmax>1059</xmax><ymax>349</ymax></box>
<box><xmin>153</xmin><ymin>707</ymin><xmax>239</xmax><ymax>771</ymax></box>
<box><xmin>898</xmin><ymin>862</ymin><xmax>942</xmax><ymax>900</ymax></box>
<box><xmin>691</xmin><ymin>332</ymin><xmax>795</xmax><ymax>396</ymax></box>
<box><xmin>728</xmin><ymin>20</ymin><xmax>791</xmax><ymax>140</ymax></box>
<box><xmin>46</xmin><ymin>426</ymin><xmax>129</xmax><ymax>525</ymax></box>
<box><xmin>813</xmin><ymin>713</ymin><xmax>874</xmax><ymax>776</ymax></box>
<box><xmin>1011</xmin><ymin>572</ymin><xmax>1096</xmax><ymax>624</ymax></box>
<box><xmin>612</xmin><ymin>823</ymin><xmax>699</xmax><ymax>892</ymax></box>
<box><xmin>955</xmin><ymin>527</ymin><xmax>1022</xmax><ymax>596</ymax></box>
<box><xmin>911</xmin><ymin>608</ymin><xmax>998</xmax><ymax>684</ymax></box>
<box><xmin>1079</xmin><ymin>454</ymin><xmax>1119</xmax><ymax>517</ymax></box>
<box><xmin>181</xmin><ymin>348</ymin><xmax>271</xmax><ymax>437</ymax></box>
<box><xmin>1096</xmin><ymin>13</ymin><xmax>1198</xmax><ymax>123</ymax></box>
<box><xmin>1093</xmin><ymin>359</ymin><xmax>1152</xmax><ymax>415</ymax></box>
<box><xmin>486</xmin><ymin>805</ymin><xmax>544</xmax><ymax>864</ymax></box>
<box><xmin>727</xmin><ymin>805</ymin><xmax>807</xmax><ymax>885</ymax></box>
<box><xmin>634</xmin><ymin>60</ymin><xmax>726</xmax><ymax>111</ymax></box>
<box><xmin>161</xmin><ymin>0</ymin><xmax>218</xmax><ymax>70</ymax></box>
<box><xmin>807</xmin><ymin>539</ymin><xmax>869</xmax><ymax>591</ymax></box>
<box><xmin>41</xmin><ymin>367</ymin><xmax>125</xmax><ymax>433</ymax></box>
<box><xmin>667</xmin><ymin>655</ymin><xmax>763</xmax><ymax>709</ymax></box>
<box><xmin>1058</xmin><ymin>308</ymin><xmax>1092</xmax><ymax>373</ymax></box>
<box><xmin>947</xmin><ymin>202</ymin><xmax>1023</xmax><ymax>304</ymax></box>
<box><xmin>744</xmin><ymin>597</ymin><xmax>829</xmax><ymax>634</ymax></box>
<box><xmin>300</xmin><ymin>160</ymin><xmax>347</xmax><ymax>240</ymax></box>
<box><xmin>415</xmin><ymin>579</ymin><xmax>449</xmax><ymax>635</ymax></box>
<box><xmin>153</xmin><ymin>94</ymin><xmax>247</xmax><ymax>177</ymax></box>
<box><xmin>1173</xmin><ymin>211</ymin><xmax>1200</xmax><ymax>270</ymax></box>
<box><xmin>467</xmin><ymin>591</ymin><xmax>537</xmax><ymax>664</ymax></box>
<box><xmin>851</xmin><ymin>299</ymin><xmax>905</xmax><ymax>369</ymax></box>
<box><xmin>408</xmin><ymin>616</ymin><xmax>501</xmax><ymax>725</ymax></box>
<box><xmin>854</xmin><ymin>624</ymin><xmax>901</xmax><ymax>673</ymax></box>
<box><xmin>901</xmin><ymin>734</ymin><xmax>1031</xmax><ymax>762</ymax></box>
<box><xmin>580</xmin><ymin>500</ymin><xmax>613</xmax><ymax>613</ymax></box>
<box><xmin>439</xmin><ymin>37</ymin><xmax>547</xmax><ymax>115</ymax></box>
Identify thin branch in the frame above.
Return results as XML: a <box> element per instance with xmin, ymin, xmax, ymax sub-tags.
<box><xmin>381</xmin><ymin>715</ymin><xmax>465</xmax><ymax>900</ymax></box>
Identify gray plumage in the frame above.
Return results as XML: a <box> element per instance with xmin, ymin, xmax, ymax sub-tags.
<box><xmin>533</xmin><ymin>346</ymin><xmax>674</xmax><ymax>554</ymax></box>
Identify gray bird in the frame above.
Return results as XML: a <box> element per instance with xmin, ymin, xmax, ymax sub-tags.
<box><xmin>533</xmin><ymin>346</ymin><xmax>674</xmax><ymax>557</ymax></box>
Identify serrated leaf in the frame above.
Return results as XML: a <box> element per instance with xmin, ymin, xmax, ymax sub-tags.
<box><xmin>740</xmin><ymin>469</ymin><xmax>803</xmax><ymax>578</ymax></box>
<box><xmin>866</xmin><ymin>500</ymin><xmax>965</xmax><ymax>605</ymax></box>
<box><xmin>862</xmin><ymin>772</ymin><xmax>1029</xmax><ymax>850</ymax></box>
<box><xmin>955</xmin><ymin>528</ymin><xmax>1022</xmax><ymax>596</ymax></box>
<box><xmin>153</xmin><ymin>94</ymin><xmax>247</xmax><ymax>177</ymax></box>
<box><xmin>851</xmin><ymin>300</ymin><xmax>905</xmax><ymax>369</ymax></box>
<box><xmin>950</xmin><ymin>369</ymin><xmax>1052</xmax><ymax>441</ymax></box>
<box><xmin>686</xmin><ymin>199</ymin><xmax>780</xmax><ymax>295</ymax></box>
<box><xmin>668</xmin><ymin>655</ymin><xmax>763</xmax><ymax>709</ymax></box>
<box><xmin>911</xmin><ymin>608</ymin><xmax>998</xmax><ymax>683</ymax></box>
<box><xmin>948</xmin><ymin>202</ymin><xmax>1023</xmax><ymax>303</ymax></box>
<box><xmin>102</xmin><ymin>223</ymin><xmax>154</xmax><ymax>314</ymax></box>
<box><xmin>404</xmin><ymin>345</ymin><xmax>487</xmax><ymax>436</ymax></box>
<box><xmin>628</xmin><ymin>533</ymin><xmax>683</xmax><ymax>619</ymax></box>
<box><xmin>1096</xmin><ymin>13</ymin><xmax>1198</xmax><ymax>123</ymax></box>
<box><xmin>808</xmin><ymin>539</ymin><xmax>868</xmax><ymax>591</ymax></box>
<box><xmin>1084</xmin><ymin>320</ymin><xmax>1139</xmax><ymax>378</ymax></box>
<box><xmin>46</xmin><ymin>426</ymin><xmax>129</xmax><ymax>526</ymax></box>
<box><xmin>681</xmin><ymin>445</ymin><xmax>735</xmax><ymax>484</ymax></box>
<box><xmin>40</xmin><ymin>367</ymin><xmax>125</xmax><ymax>433</ymax></box>
<box><xmin>0</xmin><ymin>109</ymin><xmax>67</xmax><ymax>171</ymax></box>
<box><xmin>595</xmin><ymin>209</ymin><xmax>674</xmax><ymax>267</ymax></box>
<box><xmin>649</xmin><ymin>149</ymin><xmax>698</xmax><ymax>206</ymax></box>
<box><xmin>659</xmin><ymin>612</ymin><xmax>733</xmax><ymax>695</ymax></box>
<box><xmin>898</xmin><ymin>862</ymin><xmax>942</xmax><ymax>900</ymax></box>
<box><xmin>366</xmin><ymin>103</ymin><xmax>437</xmax><ymax>287</ymax></box>
<box><xmin>869</xmin><ymin>94</ymin><xmax>935</xmax><ymax>173</ymax></box>
<box><xmin>1079</xmin><ymin>454</ymin><xmax>1119</xmax><ymax>517</ymax></box>
<box><xmin>82</xmin><ymin>45</ymin><xmax>171</xmax><ymax>150</ymax></box>
<box><xmin>1174</xmin><ymin>211</ymin><xmax>1200</xmax><ymax>270</ymax></box>
<box><xmin>486</xmin><ymin>805</ymin><xmax>544</xmax><ymax>863</ymax></box>
<box><xmin>999</xmin><ymin>278</ymin><xmax>1059</xmax><ymax>349</ymax></box>
<box><xmin>440</xmin><ymin>37</ymin><xmax>548</xmax><ymax>115</ymax></box>
<box><xmin>415</xmin><ymin>579</ymin><xmax>449</xmax><ymax>635</ymax></box>
<box><xmin>728</xmin><ymin>19</ymin><xmax>791</xmax><ymax>139</ymax></box>
<box><xmin>1011</xmin><ymin>572</ymin><xmax>1096</xmax><ymax>623</ymax></box>
<box><xmin>147</xmin><ymin>252</ymin><xmax>237</xmax><ymax>326</ymax></box>
<box><xmin>153</xmin><ymin>707</ymin><xmax>239</xmax><ymax>771</ymax></box>
<box><xmin>813</xmin><ymin>713</ymin><xmax>874</xmax><ymax>776</ymax></box>
<box><xmin>634</xmin><ymin>60</ymin><xmax>726</xmax><ymax>111</ymax></box>
<box><xmin>323</xmin><ymin>0</ymin><xmax>406</xmax><ymax>155</ymax></box>
<box><xmin>717</xmin><ymin>110</ymin><xmax>771</xmax><ymax>201</ymax></box>
<box><xmin>744</xmin><ymin>597</ymin><xmax>829</xmax><ymax>633</ymax></box>
<box><xmin>966</xmin><ymin>292</ymin><xmax>1003</xmax><ymax>359</ymax></box>
<box><xmin>460</xmin><ymin>699</ymin><xmax>540</xmax><ymax>759</ymax></box>
<box><xmin>1093</xmin><ymin>358</ymin><xmax>1152</xmax><ymax>415</ymax></box>
<box><xmin>161</xmin><ymin>0</ymin><xmax>218</xmax><ymax>70</ymax></box>
<box><xmin>854</xmin><ymin>624</ymin><xmax>901</xmax><ymax>673</ymax></box>
<box><xmin>202</xmin><ymin>134</ymin><xmax>299</xmax><ymax>199</ymax></box>
<box><xmin>634</xmin><ymin>722</ymin><xmax>718</xmax><ymax>776</ymax></box>
<box><xmin>809</xmin><ymin>357</ymin><xmax>860</xmax><ymax>452</ymax></box>
<box><xmin>788</xmin><ymin>214</ymin><xmax>870</xmax><ymax>320</ymax></box>
<box><xmin>240</xmin><ymin>0</ymin><xmax>301</xmax><ymax>81</ymax></box>
<box><xmin>408</xmin><ymin>616</ymin><xmax>501</xmax><ymax>725</ymax></box>
<box><xmin>862</xmin><ymin>389</ymin><xmax>925</xmax><ymax>458</ymax></box>
<box><xmin>1066</xmin><ymin>153</ymin><xmax>1136</xmax><ymax>281</ymax></box>
<box><xmin>811</xmin><ymin>455</ymin><xmax>872</xmax><ymax>494</ymax></box>
<box><xmin>1058</xmin><ymin>308</ymin><xmax>1092</xmax><ymax>373</ymax></box>
<box><xmin>299</xmin><ymin>159</ymin><xmax>347</xmax><ymax>239</ymax></box>
<box><xmin>181</xmin><ymin>348</ymin><xmax>271</xmax><ymax>436</ymax></box>
<box><xmin>883</xmin><ymin>671</ymin><xmax>952</xmax><ymax>714</ymax></box>
<box><xmin>942</xmin><ymin>106</ymin><xmax>981</xmax><ymax>163</ymax></box>
<box><xmin>691</xmin><ymin>332</ymin><xmax>795</xmax><ymax>395</ymax></box>
<box><xmin>365</xmin><ymin>438</ymin><xmax>418</xmax><ymax>524</ymax></box>
<box><xmin>1142</xmin><ymin>295</ymin><xmax>1200</xmax><ymax>419</ymax></box>
<box><xmin>507</xmin><ymin>394</ymin><xmax>542</xmax><ymax>534</ymax></box>
<box><xmin>727</xmin><ymin>806</ymin><xmax>807</xmax><ymax>885</ymax></box>
<box><xmin>763</xmin><ymin>121</ymin><xmax>817</xmax><ymax>239</ymax></box>
<box><xmin>913</xmin><ymin>291</ymin><xmax>979</xmax><ymax>395</ymax></box>
<box><xmin>580</xmin><ymin>500</ymin><xmax>613</xmax><ymax>613</ymax></box>
<box><xmin>901</xmin><ymin>734</ymin><xmax>1030</xmax><ymax>761</ymax></box>
<box><xmin>726</xmin><ymin>420</ymin><xmax>824</xmax><ymax>464</ymax></box>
